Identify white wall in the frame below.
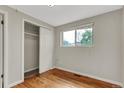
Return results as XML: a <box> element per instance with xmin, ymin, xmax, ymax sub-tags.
<box><xmin>121</xmin><ymin>6</ymin><xmax>124</xmax><ymax>86</ymax></box>
<box><xmin>55</xmin><ymin>9</ymin><xmax>122</xmax><ymax>84</ymax></box>
<box><xmin>0</xmin><ymin>6</ymin><xmax>54</xmax><ymax>87</ymax></box>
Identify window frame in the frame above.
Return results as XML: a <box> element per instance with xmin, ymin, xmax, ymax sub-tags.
<box><xmin>61</xmin><ymin>30</ymin><xmax>76</xmax><ymax>47</ymax></box>
<box><xmin>60</xmin><ymin>23</ymin><xmax>94</xmax><ymax>48</ymax></box>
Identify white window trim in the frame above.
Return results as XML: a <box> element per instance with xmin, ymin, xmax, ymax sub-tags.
<box><xmin>60</xmin><ymin>23</ymin><xmax>94</xmax><ymax>48</ymax></box>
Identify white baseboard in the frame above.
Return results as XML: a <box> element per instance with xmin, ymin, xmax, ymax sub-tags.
<box><xmin>8</xmin><ymin>80</ymin><xmax>24</xmax><ymax>88</ymax></box>
<box><xmin>39</xmin><ymin>67</ymin><xmax>53</xmax><ymax>74</ymax></box>
<box><xmin>54</xmin><ymin>66</ymin><xmax>123</xmax><ymax>87</ymax></box>
<box><xmin>24</xmin><ymin>67</ymin><xmax>39</xmax><ymax>73</ymax></box>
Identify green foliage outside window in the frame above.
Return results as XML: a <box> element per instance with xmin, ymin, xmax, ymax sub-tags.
<box><xmin>80</xmin><ymin>30</ymin><xmax>92</xmax><ymax>46</ymax></box>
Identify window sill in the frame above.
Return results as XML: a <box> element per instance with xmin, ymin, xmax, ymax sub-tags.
<box><xmin>60</xmin><ymin>45</ymin><xmax>94</xmax><ymax>48</ymax></box>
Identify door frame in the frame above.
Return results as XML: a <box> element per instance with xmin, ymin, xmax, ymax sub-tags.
<box><xmin>0</xmin><ymin>9</ymin><xmax>8</xmax><ymax>88</ymax></box>
<box><xmin>22</xmin><ymin>19</ymin><xmax>50</xmax><ymax>81</ymax></box>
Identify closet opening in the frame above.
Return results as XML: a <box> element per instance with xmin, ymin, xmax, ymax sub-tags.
<box><xmin>24</xmin><ymin>21</ymin><xmax>40</xmax><ymax>79</ymax></box>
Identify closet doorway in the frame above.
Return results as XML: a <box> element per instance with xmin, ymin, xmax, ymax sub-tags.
<box><xmin>24</xmin><ymin>21</ymin><xmax>40</xmax><ymax>78</ymax></box>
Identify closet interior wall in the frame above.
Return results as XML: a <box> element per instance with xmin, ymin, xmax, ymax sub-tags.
<box><xmin>24</xmin><ymin>22</ymin><xmax>39</xmax><ymax>74</ymax></box>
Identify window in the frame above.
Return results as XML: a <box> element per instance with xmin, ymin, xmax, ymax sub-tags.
<box><xmin>61</xmin><ymin>24</ymin><xmax>93</xmax><ymax>47</ymax></box>
<box><xmin>63</xmin><ymin>30</ymin><xmax>75</xmax><ymax>47</ymax></box>
<box><xmin>76</xmin><ymin>27</ymin><xmax>93</xmax><ymax>46</ymax></box>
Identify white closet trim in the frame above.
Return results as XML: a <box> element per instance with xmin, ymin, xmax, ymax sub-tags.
<box><xmin>23</xmin><ymin>18</ymin><xmax>51</xmax><ymax>30</ymax></box>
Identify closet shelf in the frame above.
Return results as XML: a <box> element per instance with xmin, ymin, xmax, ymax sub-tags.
<box><xmin>24</xmin><ymin>32</ymin><xmax>39</xmax><ymax>37</ymax></box>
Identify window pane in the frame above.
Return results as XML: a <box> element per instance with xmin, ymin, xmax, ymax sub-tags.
<box><xmin>76</xmin><ymin>27</ymin><xmax>93</xmax><ymax>46</ymax></box>
<box><xmin>63</xmin><ymin>30</ymin><xmax>75</xmax><ymax>46</ymax></box>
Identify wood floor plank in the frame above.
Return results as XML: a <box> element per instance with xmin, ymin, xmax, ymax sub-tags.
<box><xmin>13</xmin><ymin>68</ymin><xmax>121</xmax><ymax>88</ymax></box>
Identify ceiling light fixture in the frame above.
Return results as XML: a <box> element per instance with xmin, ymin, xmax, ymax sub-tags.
<box><xmin>48</xmin><ymin>5</ymin><xmax>54</xmax><ymax>7</ymax></box>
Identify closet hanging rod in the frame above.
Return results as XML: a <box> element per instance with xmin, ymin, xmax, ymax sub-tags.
<box><xmin>24</xmin><ymin>32</ymin><xmax>39</xmax><ymax>37</ymax></box>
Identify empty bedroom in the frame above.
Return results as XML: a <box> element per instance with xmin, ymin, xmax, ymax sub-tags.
<box><xmin>0</xmin><ymin>5</ymin><xmax>124</xmax><ymax>88</ymax></box>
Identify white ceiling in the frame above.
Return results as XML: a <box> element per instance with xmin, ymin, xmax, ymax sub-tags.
<box><xmin>9</xmin><ymin>5</ymin><xmax>122</xmax><ymax>26</ymax></box>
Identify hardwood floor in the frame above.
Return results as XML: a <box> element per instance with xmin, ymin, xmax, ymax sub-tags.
<box><xmin>24</xmin><ymin>69</ymin><xmax>39</xmax><ymax>79</ymax></box>
<box><xmin>14</xmin><ymin>68</ymin><xmax>121</xmax><ymax>88</ymax></box>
